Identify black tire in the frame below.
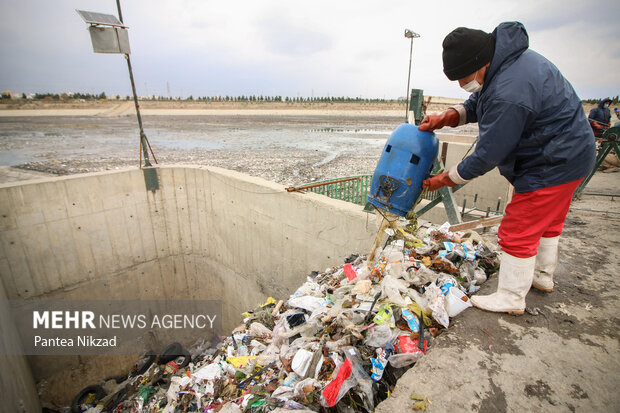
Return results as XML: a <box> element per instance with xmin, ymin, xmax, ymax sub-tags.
<box><xmin>159</xmin><ymin>342</ymin><xmax>183</xmax><ymax>364</ymax></box>
<box><xmin>71</xmin><ymin>385</ymin><xmax>107</xmax><ymax>413</ymax></box>
<box><xmin>132</xmin><ymin>349</ymin><xmax>157</xmax><ymax>376</ymax></box>
<box><xmin>174</xmin><ymin>349</ymin><xmax>191</xmax><ymax>369</ymax></box>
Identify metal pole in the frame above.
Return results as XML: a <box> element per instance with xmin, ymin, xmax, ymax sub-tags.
<box><xmin>405</xmin><ymin>37</ymin><xmax>413</xmax><ymax>123</ymax></box>
<box><xmin>116</xmin><ymin>0</ymin><xmax>151</xmax><ymax>167</ymax></box>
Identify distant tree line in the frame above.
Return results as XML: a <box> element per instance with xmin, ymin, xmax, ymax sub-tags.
<box><xmin>582</xmin><ymin>96</ymin><xmax>619</xmax><ymax>105</ymax></box>
<box><xmin>23</xmin><ymin>92</ymin><xmax>110</xmax><ymax>101</ymax></box>
<box><xmin>153</xmin><ymin>95</ymin><xmax>402</xmax><ymax>103</ymax></box>
<box><xmin>4</xmin><ymin>92</ymin><xmax>402</xmax><ymax>103</ymax></box>
<box><xmin>4</xmin><ymin>92</ymin><xmax>619</xmax><ymax>105</ymax></box>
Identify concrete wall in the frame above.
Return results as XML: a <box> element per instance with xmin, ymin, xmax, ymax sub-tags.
<box><xmin>0</xmin><ymin>165</ymin><xmax>379</xmax><ymax>320</ymax></box>
<box><xmin>0</xmin><ymin>274</ymin><xmax>41</xmax><ymax>412</ymax></box>
<box><xmin>0</xmin><ymin>165</ymin><xmax>381</xmax><ymax>403</ymax></box>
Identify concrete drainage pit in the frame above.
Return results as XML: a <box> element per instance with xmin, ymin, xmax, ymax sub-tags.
<box><xmin>0</xmin><ymin>165</ymin><xmax>502</xmax><ymax>411</ymax></box>
<box><xmin>0</xmin><ymin>165</ymin><xmax>383</xmax><ymax>409</ymax></box>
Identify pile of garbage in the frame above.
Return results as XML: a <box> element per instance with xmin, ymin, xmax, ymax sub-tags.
<box><xmin>69</xmin><ymin>221</ymin><xmax>499</xmax><ymax>413</ymax></box>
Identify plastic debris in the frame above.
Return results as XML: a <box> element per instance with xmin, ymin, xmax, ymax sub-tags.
<box><xmin>445</xmin><ymin>286</ymin><xmax>473</xmax><ymax>317</ymax></box>
<box><xmin>65</xmin><ymin>221</ymin><xmax>498</xmax><ymax>412</ymax></box>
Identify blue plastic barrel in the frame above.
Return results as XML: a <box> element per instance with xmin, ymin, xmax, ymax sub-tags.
<box><xmin>368</xmin><ymin>123</ymin><xmax>438</xmax><ymax>216</ymax></box>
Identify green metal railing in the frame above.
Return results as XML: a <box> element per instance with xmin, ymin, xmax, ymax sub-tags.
<box><xmin>299</xmin><ymin>174</ymin><xmax>440</xmax><ymax>206</ymax></box>
<box><xmin>303</xmin><ymin>175</ymin><xmax>373</xmax><ymax>206</ymax></box>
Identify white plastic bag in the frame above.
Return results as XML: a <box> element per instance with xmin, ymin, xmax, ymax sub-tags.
<box><xmin>381</xmin><ymin>274</ymin><xmax>412</xmax><ymax>307</ymax></box>
<box><xmin>291</xmin><ymin>349</ymin><xmax>314</xmax><ymax>377</ymax></box>
<box><xmin>408</xmin><ymin>265</ymin><xmax>440</xmax><ymax>286</ymax></box>
<box><xmin>248</xmin><ymin>322</ymin><xmax>272</xmax><ymax>338</ymax></box>
<box><xmin>364</xmin><ymin>323</ymin><xmax>394</xmax><ymax>347</ymax></box>
<box><xmin>425</xmin><ymin>282</ymin><xmax>449</xmax><ymax>328</ymax></box>
<box><xmin>288</xmin><ymin>296</ymin><xmax>324</xmax><ymax>312</ymax></box>
<box><xmin>388</xmin><ymin>352</ymin><xmax>423</xmax><ymax>368</ymax></box>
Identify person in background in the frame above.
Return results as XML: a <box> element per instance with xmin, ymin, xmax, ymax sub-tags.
<box><xmin>589</xmin><ymin>98</ymin><xmax>612</xmax><ymax>137</ymax></box>
<box><xmin>418</xmin><ymin>22</ymin><xmax>596</xmax><ymax>314</ymax></box>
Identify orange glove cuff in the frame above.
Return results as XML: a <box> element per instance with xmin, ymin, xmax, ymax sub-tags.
<box><xmin>422</xmin><ymin>171</ymin><xmax>457</xmax><ymax>191</ymax></box>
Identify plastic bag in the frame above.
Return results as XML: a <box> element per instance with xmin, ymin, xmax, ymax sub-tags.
<box><xmin>293</xmin><ymin>378</ymin><xmax>322</xmax><ymax>398</ymax></box>
<box><xmin>343</xmin><ymin>264</ymin><xmax>358</xmax><ymax>281</ymax></box>
<box><xmin>351</xmin><ymin>279</ymin><xmax>372</xmax><ymax>295</ymax></box>
<box><xmin>383</xmin><ymin>246</ymin><xmax>404</xmax><ymax>263</ymax></box>
<box><xmin>401</xmin><ymin>308</ymin><xmax>420</xmax><ymax>333</ymax></box>
<box><xmin>424</xmin><ymin>282</ymin><xmax>449</xmax><ymax>328</ymax></box>
<box><xmin>248</xmin><ymin>322</ymin><xmax>272</xmax><ymax>338</ymax></box>
<box><xmin>291</xmin><ymin>349</ymin><xmax>314</xmax><ymax>377</ymax></box>
<box><xmin>408</xmin><ymin>265</ymin><xmax>440</xmax><ymax>286</ymax></box>
<box><xmin>388</xmin><ymin>352</ymin><xmax>424</xmax><ymax>368</ymax></box>
<box><xmin>320</xmin><ymin>347</ymin><xmax>375</xmax><ymax>410</ymax></box>
<box><xmin>291</xmin><ymin>281</ymin><xmax>321</xmax><ymax>297</ymax></box>
<box><xmin>396</xmin><ymin>335</ymin><xmax>426</xmax><ymax>354</ymax></box>
<box><xmin>370</xmin><ymin>347</ymin><xmax>389</xmax><ymax>381</ymax></box>
<box><xmin>321</xmin><ymin>357</ymin><xmax>352</xmax><ymax>407</ymax></box>
<box><xmin>342</xmin><ymin>346</ymin><xmax>374</xmax><ymax>411</ymax></box>
<box><xmin>192</xmin><ymin>359</ymin><xmax>224</xmax><ymax>381</ymax></box>
<box><xmin>381</xmin><ymin>274</ymin><xmax>412</xmax><ymax>307</ymax></box>
<box><xmin>271</xmin><ymin>386</ymin><xmax>295</xmax><ymax>401</ymax></box>
<box><xmin>287</xmin><ymin>296</ymin><xmax>324</xmax><ymax>312</ymax></box>
<box><xmin>364</xmin><ymin>323</ymin><xmax>394</xmax><ymax>347</ymax></box>
<box><xmin>226</xmin><ymin>356</ymin><xmax>256</xmax><ymax>368</ymax></box>
<box><xmin>373</xmin><ymin>304</ymin><xmax>393</xmax><ymax>325</ymax></box>
<box><xmin>387</xmin><ymin>261</ymin><xmax>409</xmax><ymax>279</ymax></box>
<box><xmin>249</xmin><ymin>340</ymin><xmax>267</xmax><ymax>356</ymax></box>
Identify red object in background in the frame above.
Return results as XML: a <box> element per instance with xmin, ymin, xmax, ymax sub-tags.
<box><xmin>397</xmin><ymin>335</ymin><xmax>427</xmax><ymax>354</ymax></box>
<box><xmin>322</xmin><ymin>358</ymin><xmax>353</xmax><ymax>407</ymax></box>
<box><xmin>343</xmin><ymin>264</ymin><xmax>357</xmax><ymax>281</ymax></box>
<box><xmin>165</xmin><ymin>361</ymin><xmax>180</xmax><ymax>375</ymax></box>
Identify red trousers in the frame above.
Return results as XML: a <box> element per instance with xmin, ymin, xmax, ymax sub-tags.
<box><xmin>498</xmin><ymin>179</ymin><xmax>582</xmax><ymax>258</ymax></box>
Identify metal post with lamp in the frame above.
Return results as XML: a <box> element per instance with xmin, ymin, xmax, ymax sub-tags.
<box><xmin>404</xmin><ymin>29</ymin><xmax>420</xmax><ymax>123</ymax></box>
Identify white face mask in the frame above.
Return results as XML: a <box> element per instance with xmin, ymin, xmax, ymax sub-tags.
<box><xmin>461</xmin><ymin>69</ymin><xmax>483</xmax><ymax>93</ymax></box>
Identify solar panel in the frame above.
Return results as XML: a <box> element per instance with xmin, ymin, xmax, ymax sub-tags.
<box><xmin>76</xmin><ymin>10</ymin><xmax>126</xmax><ymax>27</ymax></box>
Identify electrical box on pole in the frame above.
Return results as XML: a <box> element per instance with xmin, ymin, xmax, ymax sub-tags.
<box><xmin>76</xmin><ymin>4</ymin><xmax>157</xmax><ymax>171</ymax></box>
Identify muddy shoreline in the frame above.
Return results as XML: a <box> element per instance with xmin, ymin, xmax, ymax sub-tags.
<box><xmin>0</xmin><ymin>112</ymin><xmax>477</xmax><ymax>186</ymax></box>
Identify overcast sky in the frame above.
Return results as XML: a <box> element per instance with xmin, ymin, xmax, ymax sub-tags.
<box><xmin>0</xmin><ymin>0</ymin><xmax>617</xmax><ymax>100</ymax></box>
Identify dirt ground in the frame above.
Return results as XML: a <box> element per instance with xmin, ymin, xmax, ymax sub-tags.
<box><xmin>0</xmin><ymin>98</ymin><xmax>455</xmax><ymax>112</ymax></box>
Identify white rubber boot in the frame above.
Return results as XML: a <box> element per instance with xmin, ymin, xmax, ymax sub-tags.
<box><xmin>470</xmin><ymin>251</ymin><xmax>536</xmax><ymax>315</ymax></box>
<box><xmin>532</xmin><ymin>236</ymin><xmax>559</xmax><ymax>293</ymax></box>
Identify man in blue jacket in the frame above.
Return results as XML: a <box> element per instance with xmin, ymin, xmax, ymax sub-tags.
<box><xmin>419</xmin><ymin>22</ymin><xmax>596</xmax><ymax>314</ymax></box>
<box><xmin>588</xmin><ymin>98</ymin><xmax>612</xmax><ymax>137</ymax></box>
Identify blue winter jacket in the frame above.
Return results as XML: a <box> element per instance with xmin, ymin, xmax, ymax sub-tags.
<box><xmin>588</xmin><ymin>98</ymin><xmax>611</xmax><ymax>125</ymax></box>
<box><xmin>457</xmin><ymin>22</ymin><xmax>596</xmax><ymax>193</ymax></box>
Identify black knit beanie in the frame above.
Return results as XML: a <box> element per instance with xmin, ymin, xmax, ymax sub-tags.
<box><xmin>442</xmin><ymin>27</ymin><xmax>495</xmax><ymax>81</ymax></box>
